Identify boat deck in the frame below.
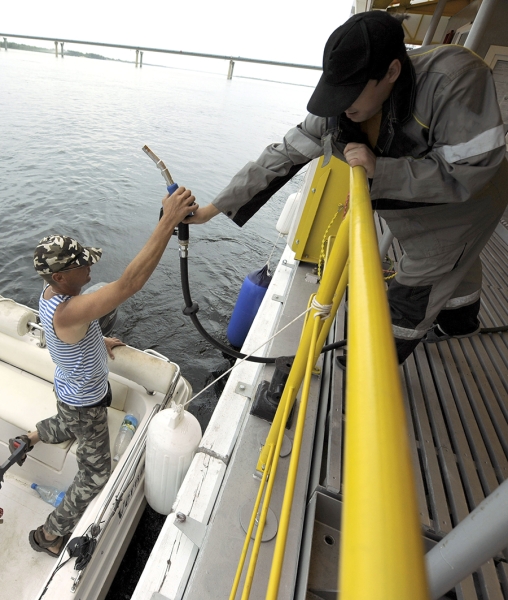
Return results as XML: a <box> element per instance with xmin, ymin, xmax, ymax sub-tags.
<box><xmin>311</xmin><ymin>219</ymin><xmax>508</xmax><ymax>600</ymax></box>
<box><xmin>142</xmin><ymin>219</ymin><xmax>508</xmax><ymax>600</ymax></box>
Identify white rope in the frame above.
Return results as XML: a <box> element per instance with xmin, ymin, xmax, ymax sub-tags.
<box><xmin>311</xmin><ymin>296</ymin><xmax>332</xmax><ymax>320</ymax></box>
<box><xmin>182</xmin><ymin>305</ymin><xmax>312</xmax><ymax>408</ymax></box>
<box><xmin>265</xmin><ymin>232</ymin><xmax>283</xmax><ymax>271</ymax></box>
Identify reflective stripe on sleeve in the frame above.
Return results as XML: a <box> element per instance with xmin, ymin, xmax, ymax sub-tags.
<box><xmin>285</xmin><ymin>127</ymin><xmax>323</xmax><ymax>160</ymax></box>
<box><xmin>435</xmin><ymin>125</ymin><xmax>505</xmax><ymax>163</ymax></box>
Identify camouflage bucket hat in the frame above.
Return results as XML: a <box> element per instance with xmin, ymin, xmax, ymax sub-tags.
<box><xmin>34</xmin><ymin>235</ymin><xmax>102</xmax><ymax>275</ymax></box>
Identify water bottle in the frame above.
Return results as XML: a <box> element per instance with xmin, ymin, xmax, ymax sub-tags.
<box><xmin>113</xmin><ymin>412</ymin><xmax>139</xmax><ymax>462</ymax></box>
<box><xmin>31</xmin><ymin>483</ymin><xmax>65</xmax><ymax>507</ymax></box>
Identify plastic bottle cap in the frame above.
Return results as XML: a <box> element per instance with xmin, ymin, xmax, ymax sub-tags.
<box><xmin>31</xmin><ymin>482</ymin><xmax>37</xmax><ymax>489</ymax></box>
<box><xmin>124</xmin><ymin>413</ymin><xmax>139</xmax><ymax>428</ymax></box>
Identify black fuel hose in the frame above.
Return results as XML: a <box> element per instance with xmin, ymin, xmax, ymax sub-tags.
<box><xmin>176</xmin><ymin>230</ymin><xmax>508</xmax><ymax>363</ymax></box>
<box><xmin>178</xmin><ymin>249</ymin><xmax>346</xmax><ymax>365</ymax></box>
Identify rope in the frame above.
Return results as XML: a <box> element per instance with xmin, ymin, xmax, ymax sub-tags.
<box><xmin>311</xmin><ymin>296</ymin><xmax>332</xmax><ymax>320</ymax></box>
<box><xmin>182</xmin><ymin>306</ymin><xmax>312</xmax><ymax>408</ymax></box>
<box><xmin>382</xmin><ymin>254</ymin><xmax>397</xmax><ymax>281</ymax></box>
<box><xmin>265</xmin><ymin>232</ymin><xmax>283</xmax><ymax>271</ymax></box>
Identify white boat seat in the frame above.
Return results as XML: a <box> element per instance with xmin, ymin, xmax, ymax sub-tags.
<box><xmin>0</xmin><ymin>332</ymin><xmax>128</xmax><ymax>410</ymax></box>
<box><xmin>0</xmin><ymin>299</ymin><xmax>167</xmax><ymax>470</ymax></box>
<box><xmin>0</xmin><ymin>360</ymin><xmax>126</xmax><ymax>470</ymax></box>
<box><xmin>0</xmin><ymin>300</ymin><xmax>178</xmax><ymax>400</ymax></box>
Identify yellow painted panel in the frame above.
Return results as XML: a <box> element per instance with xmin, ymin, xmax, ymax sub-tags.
<box><xmin>291</xmin><ymin>156</ymin><xmax>349</xmax><ymax>263</ymax></box>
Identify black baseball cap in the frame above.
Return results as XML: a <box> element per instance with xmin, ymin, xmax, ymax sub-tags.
<box><xmin>307</xmin><ymin>11</ymin><xmax>405</xmax><ymax>117</ymax></box>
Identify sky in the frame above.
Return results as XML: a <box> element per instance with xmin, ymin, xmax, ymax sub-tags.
<box><xmin>2</xmin><ymin>0</ymin><xmax>354</xmax><ymax>77</ymax></box>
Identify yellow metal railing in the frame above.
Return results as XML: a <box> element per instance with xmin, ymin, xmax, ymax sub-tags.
<box><xmin>339</xmin><ymin>167</ymin><xmax>429</xmax><ymax>599</ymax></box>
<box><xmin>230</xmin><ymin>165</ymin><xmax>429</xmax><ymax>600</ymax></box>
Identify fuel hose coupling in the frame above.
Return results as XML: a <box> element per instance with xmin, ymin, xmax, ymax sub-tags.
<box><xmin>179</xmin><ymin>239</ymin><xmax>189</xmax><ymax>259</ymax></box>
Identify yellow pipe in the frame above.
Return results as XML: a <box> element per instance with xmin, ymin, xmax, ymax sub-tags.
<box><xmin>257</xmin><ymin>210</ymin><xmax>350</xmax><ymax>473</ymax></box>
<box><xmin>266</xmin><ymin>315</ymin><xmax>321</xmax><ymax>599</ymax></box>
<box><xmin>241</xmin><ymin>387</ymin><xmax>295</xmax><ymax>600</ymax></box>
<box><xmin>230</xmin><ymin>442</ymin><xmax>275</xmax><ymax>600</ymax></box>
<box><xmin>314</xmin><ymin>261</ymin><xmax>349</xmax><ymax>363</ymax></box>
<box><xmin>339</xmin><ymin>167</ymin><xmax>429</xmax><ymax>599</ymax></box>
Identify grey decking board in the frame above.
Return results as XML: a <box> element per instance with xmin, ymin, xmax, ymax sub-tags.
<box><xmin>481</xmin><ymin>287</ymin><xmax>508</xmax><ymax>325</ymax></box>
<box><xmin>447</xmin><ymin>339</ymin><xmax>508</xmax><ymax>484</ymax></box>
<box><xmin>477</xmin><ymin>560</ymin><xmax>506</xmax><ymax>600</ymax></box>
<box><xmin>402</xmin><ymin>356</ymin><xmax>441</xmax><ymax>530</ymax></box>
<box><xmin>416</xmin><ymin>344</ymin><xmax>473</xmax><ymax>527</ymax></box>
<box><xmin>455</xmin><ymin>575</ymin><xmax>482</xmax><ymax>600</ymax></box>
<box><xmin>477</xmin><ymin>332</ymin><xmax>508</xmax><ymax>385</ymax></box>
<box><xmin>484</xmin><ymin>251</ymin><xmax>507</xmax><ymax>285</ymax></box>
<box><xmin>400</xmin><ymin>365</ymin><xmax>432</xmax><ymax>528</ymax></box>
<box><xmin>466</xmin><ymin>335</ymin><xmax>508</xmax><ymax>437</ymax></box>
<box><xmin>496</xmin><ymin>562</ymin><xmax>508</xmax><ymax>598</ymax></box>
<box><xmin>317</xmin><ymin>223</ymin><xmax>508</xmax><ymax>599</ymax></box>
<box><xmin>458</xmin><ymin>339</ymin><xmax>508</xmax><ymax>475</ymax></box>
<box><xmin>480</xmin><ymin>293</ymin><xmax>508</xmax><ymax>331</ymax></box>
<box><xmin>431</xmin><ymin>341</ymin><xmax>497</xmax><ymax>506</ymax></box>
<box><xmin>424</xmin><ymin>344</ymin><xmax>486</xmax><ymax>515</ymax></box>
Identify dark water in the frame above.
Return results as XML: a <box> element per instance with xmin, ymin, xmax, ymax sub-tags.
<box><xmin>0</xmin><ymin>49</ymin><xmax>311</xmax><ymax>421</ymax></box>
<box><xmin>1</xmin><ymin>49</ymin><xmax>311</xmax><ymax>597</ymax></box>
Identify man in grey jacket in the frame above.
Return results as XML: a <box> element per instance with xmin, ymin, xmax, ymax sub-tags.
<box><xmin>186</xmin><ymin>11</ymin><xmax>508</xmax><ymax>364</ymax></box>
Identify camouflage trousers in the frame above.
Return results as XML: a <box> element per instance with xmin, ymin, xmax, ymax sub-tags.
<box><xmin>35</xmin><ymin>393</ymin><xmax>111</xmax><ymax>537</ymax></box>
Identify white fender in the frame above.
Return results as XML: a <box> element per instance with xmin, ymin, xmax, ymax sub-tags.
<box><xmin>144</xmin><ymin>403</ymin><xmax>202</xmax><ymax>515</ymax></box>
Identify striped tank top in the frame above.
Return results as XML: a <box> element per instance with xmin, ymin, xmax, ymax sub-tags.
<box><xmin>39</xmin><ymin>286</ymin><xmax>109</xmax><ymax>406</ymax></box>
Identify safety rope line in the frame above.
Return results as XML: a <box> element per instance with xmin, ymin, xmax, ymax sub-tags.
<box><xmin>310</xmin><ymin>296</ymin><xmax>332</xmax><ymax>320</ymax></box>
<box><xmin>265</xmin><ymin>232</ymin><xmax>283</xmax><ymax>271</ymax></box>
<box><xmin>382</xmin><ymin>254</ymin><xmax>397</xmax><ymax>281</ymax></box>
<box><xmin>182</xmin><ymin>307</ymin><xmax>311</xmax><ymax>408</ymax></box>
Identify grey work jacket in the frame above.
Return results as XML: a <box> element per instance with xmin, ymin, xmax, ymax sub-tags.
<box><xmin>213</xmin><ymin>45</ymin><xmax>506</xmax><ymax>227</ymax></box>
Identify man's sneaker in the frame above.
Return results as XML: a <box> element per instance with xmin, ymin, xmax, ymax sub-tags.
<box><xmin>423</xmin><ymin>323</ymin><xmax>481</xmax><ymax>343</ymax></box>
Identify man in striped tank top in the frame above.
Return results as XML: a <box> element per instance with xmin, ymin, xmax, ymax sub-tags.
<box><xmin>9</xmin><ymin>187</ymin><xmax>197</xmax><ymax>557</ymax></box>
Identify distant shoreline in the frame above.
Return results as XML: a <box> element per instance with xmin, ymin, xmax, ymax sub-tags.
<box><xmin>4</xmin><ymin>41</ymin><xmax>128</xmax><ymax>63</ymax></box>
<box><xmin>4</xmin><ymin>42</ymin><xmax>314</xmax><ymax>87</ymax></box>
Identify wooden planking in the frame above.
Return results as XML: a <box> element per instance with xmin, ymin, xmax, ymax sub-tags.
<box><xmin>395</xmin><ymin>226</ymin><xmax>508</xmax><ymax>598</ymax></box>
<box><xmin>496</xmin><ymin>562</ymin><xmax>508</xmax><ymax>598</ymax></box>
<box><xmin>325</xmin><ymin>222</ymin><xmax>508</xmax><ymax>599</ymax></box>
<box><xmin>457</xmin><ymin>338</ymin><xmax>508</xmax><ymax>484</ymax></box>
<box><xmin>400</xmin><ymin>360</ymin><xmax>432</xmax><ymax>529</ymax></box>
<box><xmin>476</xmin><ymin>559</ymin><xmax>506</xmax><ymax>600</ymax></box>
<box><xmin>427</xmin><ymin>341</ymin><xmax>492</xmax><ymax>509</ymax></box>
<box><xmin>415</xmin><ymin>344</ymin><xmax>472</xmax><ymax>527</ymax></box>
<box><xmin>402</xmin><ymin>355</ymin><xmax>441</xmax><ymax>530</ymax></box>
<box><xmin>446</xmin><ymin>340</ymin><xmax>505</xmax><ymax>489</ymax></box>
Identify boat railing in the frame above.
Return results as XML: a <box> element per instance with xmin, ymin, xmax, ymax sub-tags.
<box><xmin>230</xmin><ymin>166</ymin><xmax>430</xmax><ymax>599</ymax></box>
<box><xmin>338</xmin><ymin>166</ymin><xmax>429</xmax><ymax>598</ymax></box>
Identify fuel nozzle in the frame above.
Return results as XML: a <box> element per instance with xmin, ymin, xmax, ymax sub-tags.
<box><xmin>142</xmin><ymin>145</ymin><xmax>178</xmax><ymax>194</ymax></box>
<box><xmin>142</xmin><ymin>145</ymin><xmax>190</xmax><ymax>253</ymax></box>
